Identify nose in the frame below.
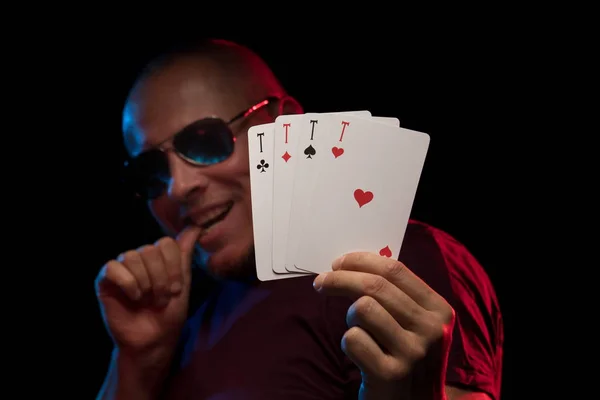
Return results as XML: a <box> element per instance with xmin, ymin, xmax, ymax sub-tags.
<box><xmin>165</xmin><ymin>152</ymin><xmax>209</xmax><ymax>202</ymax></box>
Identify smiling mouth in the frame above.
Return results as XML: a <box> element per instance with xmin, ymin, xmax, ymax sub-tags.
<box><xmin>196</xmin><ymin>201</ymin><xmax>234</xmax><ymax>231</ymax></box>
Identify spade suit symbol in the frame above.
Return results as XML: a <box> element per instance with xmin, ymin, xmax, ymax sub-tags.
<box><xmin>304</xmin><ymin>144</ymin><xmax>316</xmax><ymax>159</ymax></box>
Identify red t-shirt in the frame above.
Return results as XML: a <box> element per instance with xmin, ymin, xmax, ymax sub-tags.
<box><xmin>163</xmin><ymin>220</ymin><xmax>503</xmax><ymax>399</ymax></box>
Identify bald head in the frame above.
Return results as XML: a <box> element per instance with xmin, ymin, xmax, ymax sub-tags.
<box><xmin>122</xmin><ymin>39</ymin><xmax>294</xmax><ymax>151</ymax></box>
<box><xmin>129</xmin><ymin>40</ymin><xmax>286</xmax><ymax>113</ymax></box>
<box><xmin>144</xmin><ymin>40</ymin><xmax>285</xmax><ymax>98</ymax></box>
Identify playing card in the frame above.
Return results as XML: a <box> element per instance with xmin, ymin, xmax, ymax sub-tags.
<box><xmin>284</xmin><ymin>115</ymin><xmax>401</xmax><ymax>273</ymax></box>
<box><xmin>271</xmin><ymin>111</ymin><xmax>371</xmax><ymax>274</ymax></box>
<box><xmin>288</xmin><ymin>114</ymin><xmax>430</xmax><ymax>274</ymax></box>
<box><xmin>247</xmin><ymin>123</ymin><xmax>305</xmax><ymax>281</ymax></box>
<box><xmin>371</xmin><ymin>117</ymin><xmax>400</xmax><ymax>127</ymax></box>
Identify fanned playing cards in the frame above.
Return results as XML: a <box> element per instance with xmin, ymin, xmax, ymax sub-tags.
<box><xmin>247</xmin><ymin>111</ymin><xmax>430</xmax><ymax>281</ymax></box>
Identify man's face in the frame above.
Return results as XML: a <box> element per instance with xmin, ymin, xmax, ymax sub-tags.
<box><xmin>122</xmin><ymin>62</ymin><xmax>274</xmax><ymax>279</ymax></box>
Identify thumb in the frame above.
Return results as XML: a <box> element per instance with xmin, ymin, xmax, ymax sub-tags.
<box><xmin>176</xmin><ymin>225</ymin><xmax>202</xmax><ymax>285</ymax></box>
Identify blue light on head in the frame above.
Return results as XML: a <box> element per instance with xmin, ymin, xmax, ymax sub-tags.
<box><xmin>121</xmin><ymin>106</ymin><xmax>146</xmax><ymax>158</ymax></box>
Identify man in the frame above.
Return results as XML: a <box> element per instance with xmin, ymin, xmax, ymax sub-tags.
<box><xmin>96</xmin><ymin>39</ymin><xmax>503</xmax><ymax>400</ymax></box>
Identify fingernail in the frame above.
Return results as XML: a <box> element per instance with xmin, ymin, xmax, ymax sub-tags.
<box><xmin>313</xmin><ymin>273</ymin><xmax>327</xmax><ymax>290</ymax></box>
<box><xmin>171</xmin><ymin>282</ymin><xmax>182</xmax><ymax>293</ymax></box>
<box><xmin>332</xmin><ymin>255</ymin><xmax>346</xmax><ymax>270</ymax></box>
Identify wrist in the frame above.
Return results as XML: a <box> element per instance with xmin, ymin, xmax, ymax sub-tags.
<box><xmin>113</xmin><ymin>347</ymin><xmax>175</xmax><ymax>399</ymax></box>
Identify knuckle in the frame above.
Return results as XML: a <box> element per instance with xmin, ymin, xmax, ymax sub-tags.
<box><xmin>137</xmin><ymin>276</ymin><xmax>152</xmax><ymax>292</ymax></box>
<box><xmin>156</xmin><ymin>237</ymin><xmax>179</xmax><ymax>255</ymax></box>
<box><xmin>426</xmin><ymin>301</ymin><xmax>455</xmax><ymax>333</ymax></box>
<box><xmin>119</xmin><ymin>274</ymin><xmax>138</xmax><ymax>292</ymax></box>
<box><xmin>347</xmin><ymin>296</ymin><xmax>376</xmax><ymax>327</ymax></box>
<box><xmin>382</xmin><ymin>259</ymin><xmax>405</xmax><ymax>278</ymax></box>
<box><xmin>353</xmin><ymin>296</ymin><xmax>376</xmax><ymax>318</ymax></box>
<box><xmin>155</xmin><ymin>236</ymin><xmax>176</xmax><ymax>247</ymax></box>
<box><xmin>121</xmin><ymin>250</ymin><xmax>140</xmax><ymax>266</ymax></box>
<box><xmin>440</xmin><ymin>302</ymin><xmax>455</xmax><ymax>325</ymax></box>
<box><xmin>106</xmin><ymin>262</ymin><xmax>136</xmax><ymax>290</ymax></box>
<box><xmin>349</xmin><ymin>252</ymin><xmax>363</xmax><ymax>262</ymax></box>
<box><xmin>407</xmin><ymin>303</ymin><xmax>424</xmax><ymax>322</ymax></box>
<box><xmin>420</xmin><ymin>312</ymin><xmax>451</xmax><ymax>343</ymax></box>
<box><xmin>139</xmin><ymin>245</ymin><xmax>158</xmax><ymax>257</ymax></box>
<box><xmin>323</xmin><ymin>271</ymin><xmax>338</xmax><ymax>288</ymax></box>
<box><xmin>353</xmin><ymin>252</ymin><xmax>369</xmax><ymax>265</ymax></box>
<box><xmin>103</xmin><ymin>261</ymin><xmax>121</xmax><ymax>281</ymax></box>
<box><xmin>406</xmin><ymin>338</ymin><xmax>428</xmax><ymax>361</ymax></box>
<box><xmin>342</xmin><ymin>252</ymin><xmax>363</xmax><ymax>268</ymax></box>
<box><xmin>379</xmin><ymin>358</ymin><xmax>407</xmax><ymax>381</ymax></box>
<box><xmin>363</xmin><ymin>275</ymin><xmax>386</xmax><ymax>296</ymax></box>
<box><xmin>427</xmin><ymin>320</ymin><xmax>446</xmax><ymax>341</ymax></box>
<box><xmin>340</xmin><ymin>326</ymin><xmax>362</xmax><ymax>351</ymax></box>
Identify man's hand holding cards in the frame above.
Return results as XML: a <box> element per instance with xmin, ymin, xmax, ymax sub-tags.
<box><xmin>248</xmin><ymin>111</ymin><xmax>455</xmax><ymax>399</ymax></box>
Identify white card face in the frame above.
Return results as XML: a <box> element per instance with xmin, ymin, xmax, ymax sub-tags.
<box><xmin>371</xmin><ymin>116</ymin><xmax>400</xmax><ymax>126</ymax></box>
<box><xmin>290</xmin><ymin>115</ymin><xmax>430</xmax><ymax>274</ymax></box>
<box><xmin>284</xmin><ymin>115</ymin><xmax>399</xmax><ymax>272</ymax></box>
<box><xmin>280</xmin><ymin>111</ymin><xmax>371</xmax><ymax>273</ymax></box>
<box><xmin>271</xmin><ymin>114</ymin><xmax>313</xmax><ymax>273</ymax></box>
<box><xmin>247</xmin><ymin>123</ymin><xmax>305</xmax><ymax>281</ymax></box>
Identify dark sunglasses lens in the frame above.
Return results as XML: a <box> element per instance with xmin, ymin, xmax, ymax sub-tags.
<box><xmin>173</xmin><ymin>118</ymin><xmax>235</xmax><ymax>164</ymax></box>
<box><xmin>125</xmin><ymin>150</ymin><xmax>169</xmax><ymax>199</ymax></box>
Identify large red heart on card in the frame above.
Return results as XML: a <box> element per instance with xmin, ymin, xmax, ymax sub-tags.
<box><xmin>331</xmin><ymin>147</ymin><xmax>344</xmax><ymax>158</ymax></box>
<box><xmin>354</xmin><ymin>189</ymin><xmax>373</xmax><ymax>208</ymax></box>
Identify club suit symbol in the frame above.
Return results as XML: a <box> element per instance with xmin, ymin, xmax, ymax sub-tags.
<box><xmin>257</xmin><ymin>159</ymin><xmax>269</xmax><ymax>173</ymax></box>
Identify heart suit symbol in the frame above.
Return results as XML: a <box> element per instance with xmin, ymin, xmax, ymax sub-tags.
<box><xmin>331</xmin><ymin>147</ymin><xmax>344</xmax><ymax>158</ymax></box>
<box><xmin>379</xmin><ymin>246</ymin><xmax>392</xmax><ymax>257</ymax></box>
<box><xmin>354</xmin><ymin>189</ymin><xmax>373</xmax><ymax>208</ymax></box>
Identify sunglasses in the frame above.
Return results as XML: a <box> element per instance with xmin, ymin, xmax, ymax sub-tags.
<box><xmin>122</xmin><ymin>96</ymin><xmax>280</xmax><ymax>199</ymax></box>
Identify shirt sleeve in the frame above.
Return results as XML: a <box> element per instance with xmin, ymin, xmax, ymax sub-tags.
<box><xmin>400</xmin><ymin>221</ymin><xmax>504</xmax><ymax>400</ymax></box>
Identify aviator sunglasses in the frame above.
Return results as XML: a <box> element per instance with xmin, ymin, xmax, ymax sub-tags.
<box><xmin>122</xmin><ymin>96</ymin><xmax>281</xmax><ymax>199</ymax></box>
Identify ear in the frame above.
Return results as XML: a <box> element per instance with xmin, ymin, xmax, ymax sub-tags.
<box><xmin>274</xmin><ymin>96</ymin><xmax>303</xmax><ymax>117</ymax></box>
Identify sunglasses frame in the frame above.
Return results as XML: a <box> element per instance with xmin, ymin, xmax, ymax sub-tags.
<box><xmin>122</xmin><ymin>95</ymin><xmax>282</xmax><ymax>199</ymax></box>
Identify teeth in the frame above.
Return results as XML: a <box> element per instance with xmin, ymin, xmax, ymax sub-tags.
<box><xmin>197</xmin><ymin>203</ymin><xmax>231</xmax><ymax>227</ymax></box>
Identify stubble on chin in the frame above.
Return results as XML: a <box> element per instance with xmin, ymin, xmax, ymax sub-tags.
<box><xmin>194</xmin><ymin>244</ymin><xmax>258</xmax><ymax>282</ymax></box>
